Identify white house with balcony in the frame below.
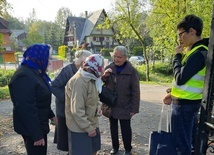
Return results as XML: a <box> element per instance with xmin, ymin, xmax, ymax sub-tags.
<box><xmin>64</xmin><ymin>9</ymin><xmax>119</xmax><ymax>53</ymax></box>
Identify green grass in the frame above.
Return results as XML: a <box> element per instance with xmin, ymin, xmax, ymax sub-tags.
<box><xmin>140</xmin><ymin>72</ymin><xmax>172</xmax><ymax>87</ymax></box>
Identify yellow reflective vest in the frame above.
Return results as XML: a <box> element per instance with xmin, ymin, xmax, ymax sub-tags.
<box><xmin>171</xmin><ymin>45</ymin><xmax>208</xmax><ymax>100</ymax></box>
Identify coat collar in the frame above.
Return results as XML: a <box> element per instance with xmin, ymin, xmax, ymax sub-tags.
<box><xmin>108</xmin><ymin>60</ymin><xmax>134</xmax><ymax>75</ymax></box>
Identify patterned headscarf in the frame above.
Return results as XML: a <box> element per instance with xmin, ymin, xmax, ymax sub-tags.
<box><xmin>79</xmin><ymin>54</ymin><xmax>104</xmax><ymax>93</ymax></box>
<box><xmin>21</xmin><ymin>44</ymin><xmax>51</xmax><ymax>86</ymax></box>
<box><xmin>83</xmin><ymin>54</ymin><xmax>104</xmax><ymax>77</ymax></box>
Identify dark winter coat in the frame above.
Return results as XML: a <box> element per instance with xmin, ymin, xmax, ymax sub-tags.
<box><xmin>8</xmin><ymin>65</ymin><xmax>55</xmax><ymax>142</ymax></box>
<box><xmin>102</xmin><ymin>61</ymin><xmax>140</xmax><ymax>119</ymax></box>
<box><xmin>50</xmin><ymin>63</ymin><xmax>78</xmax><ymax>117</ymax></box>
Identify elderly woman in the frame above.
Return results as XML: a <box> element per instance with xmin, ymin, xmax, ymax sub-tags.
<box><xmin>50</xmin><ymin>50</ymin><xmax>92</xmax><ymax>153</ymax></box>
<box><xmin>8</xmin><ymin>44</ymin><xmax>57</xmax><ymax>155</ymax></box>
<box><xmin>65</xmin><ymin>54</ymin><xmax>104</xmax><ymax>155</ymax></box>
<box><xmin>102</xmin><ymin>46</ymin><xmax>140</xmax><ymax>155</ymax></box>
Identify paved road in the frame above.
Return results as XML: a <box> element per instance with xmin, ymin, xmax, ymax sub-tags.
<box><xmin>0</xmin><ymin>84</ymin><xmax>172</xmax><ymax>155</ymax></box>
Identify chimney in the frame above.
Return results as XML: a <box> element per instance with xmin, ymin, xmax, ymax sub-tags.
<box><xmin>85</xmin><ymin>11</ymin><xmax>88</xmax><ymax>18</ymax></box>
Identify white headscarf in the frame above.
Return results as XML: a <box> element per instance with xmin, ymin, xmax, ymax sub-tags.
<box><xmin>79</xmin><ymin>54</ymin><xmax>104</xmax><ymax>93</ymax></box>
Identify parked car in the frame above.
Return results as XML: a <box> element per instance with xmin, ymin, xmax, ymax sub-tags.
<box><xmin>129</xmin><ymin>56</ymin><xmax>145</xmax><ymax>65</ymax></box>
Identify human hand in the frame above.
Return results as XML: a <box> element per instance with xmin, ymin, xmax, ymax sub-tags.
<box><xmin>34</xmin><ymin>138</ymin><xmax>45</xmax><ymax>146</ymax></box>
<box><xmin>50</xmin><ymin>117</ymin><xmax>58</xmax><ymax>126</ymax></box>
<box><xmin>163</xmin><ymin>93</ymin><xmax>172</xmax><ymax>105</ymax></box>
<box><xmin>103</xmin><ymin>68</ymin><xmax>112</xmax><ymax>77</ymax></box>
<box><xmin>175</xmin><ymin>45</ymin><xmax>183</xmax><ymax>54</ymax></box>
<box><xmin>96</xmin><ymin>107</ymin><xmax>102</xmax><ymax>117</ymax></box>
<box><xmin>88</xmin><ymin>129</ymin><xmax>97</xmax><ymax>137</ymax></box>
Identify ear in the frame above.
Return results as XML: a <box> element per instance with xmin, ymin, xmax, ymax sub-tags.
<box><xmin>189</xmin><ymin>28</ymin><xmax>197</xmax><ymax>35</ymax></box>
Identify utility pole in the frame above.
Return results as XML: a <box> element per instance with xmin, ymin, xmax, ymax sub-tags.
<box><xmin>195</xmin><ymin>5</ymin><xmax>214</xmax><ymax>155</ymax></box>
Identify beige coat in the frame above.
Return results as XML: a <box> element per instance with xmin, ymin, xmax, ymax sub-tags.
<box><xmin>65</xmin><ymin>72</ymin><xmax>99</xmax><ymax>133</ymax></box>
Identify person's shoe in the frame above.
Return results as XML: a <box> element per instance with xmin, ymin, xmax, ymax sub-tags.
<box><xmin>110</xmin><ymin>149</ymin><xmax>118</xmax><ymax>154</ymax></box>
<box><xmin>123</xmin><ymin>150</ymin><xmax>132</xmax><ymax>155</ymax></box>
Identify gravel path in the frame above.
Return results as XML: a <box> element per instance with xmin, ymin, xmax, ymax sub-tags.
<box><xmin>0</xmin><ymin>84</ymin><xmax>174</xmax><ymax>155</ymax></box>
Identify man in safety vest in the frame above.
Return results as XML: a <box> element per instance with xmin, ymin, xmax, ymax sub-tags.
<box><xmin>163</xmin><ymin>14</ymin><xmax>209</xmax><ymax>155</ymax></box>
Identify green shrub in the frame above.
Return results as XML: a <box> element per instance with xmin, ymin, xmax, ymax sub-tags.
<box><xmin>58</xmin><ymin>45</ymin><xmax>67</xmax><ymax>58</ymax></box>
<box><xmin>151</xmin><ymin>62</ymin><xmax>173</xmax><ymax>75</ymax></box>
<box><xmin>135</xmin><ymin>63</ymin><xmax>173</xmax><ymax>83</ymax></box>
<box><xmin>0</xmin><ymin>86</ymin><xmax>10</xmax><ymax>100</ymax></box>
<box><xmin>100</xmin><ymin>48</ymin><xmax>113</xmax><ymax>56</ymax></box>
<box><xmin>132</xmin><ymin>46</ymin><xmax>143</xmax><ymax>56</ymax></box>
<box><xmin>136</xmin><ymin>65</ymin><xmax>147</xmax><ymax>81</ymax></box>
<box><xmin>0</xmin><ymin>69</ymin><xmax>15</xmax><ymax>87</ymax></box>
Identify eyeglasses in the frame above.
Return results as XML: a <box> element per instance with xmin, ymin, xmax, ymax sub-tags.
<box><xmin>178</xmin><ymin>30</ymin><xmax>186</xmax><ymax>38</ymax></box>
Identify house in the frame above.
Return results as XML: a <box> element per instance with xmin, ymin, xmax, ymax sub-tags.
<box><xmin>64</xmin><ymin>9</ymin><xmax>119</xmax><ymax>53</ymax></box>
<box><xmin>0</xmin><ymin>17</ymin><xmax>12</xmax><ymax>50</ymax></box>
<box><xmin>10</xmin><ymin>30</ymin><xmax>27</xmax><ymax>51</ymax></box>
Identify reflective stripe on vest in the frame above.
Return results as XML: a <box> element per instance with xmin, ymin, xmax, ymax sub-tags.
<box><xmin>171</xmin><ymin>45</ymin><xmax>208</xmax><ymax>100</ymax></box>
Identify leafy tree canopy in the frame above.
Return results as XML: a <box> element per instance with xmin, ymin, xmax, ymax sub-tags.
<box><xmin>146</xmin><ymin>0</ymin><xmax>212</xmax><ymax>56</ymax></box>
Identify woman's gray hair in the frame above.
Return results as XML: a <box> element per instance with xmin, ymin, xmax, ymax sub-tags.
<box><xmin>74</xmin><ymin>50</ymin><xmax>92</xmax><ymax>66</ymax></box>
<box><xmin>114</xmin><ymin>46</ymin><xmax>128</xmax><ymax>56</ymax></box>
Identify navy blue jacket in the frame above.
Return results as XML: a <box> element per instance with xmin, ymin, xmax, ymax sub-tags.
<box><xmin>50</xmin><ymin>63</ymin><xmax>78</xmax><ymax>117</ymax></box>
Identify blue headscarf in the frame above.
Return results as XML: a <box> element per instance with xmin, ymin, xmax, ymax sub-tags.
<box><xmin>21</xmin><ymin>44</ymin><xmax>51</xmax><ymax>86</ymax></box>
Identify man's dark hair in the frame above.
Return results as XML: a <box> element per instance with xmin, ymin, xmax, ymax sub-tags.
<box><xmin>177</xmin><ymin>14</ymin><xmax>203</xmax><ymax>36</ymax></box>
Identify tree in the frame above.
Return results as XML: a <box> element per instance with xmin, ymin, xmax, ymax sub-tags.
<box><xmin>55</xmin><ymin>7</ymin><xmax>72</xmax><ymax>45</ymax></box>
<box><xmin>0</xmin><ymin>0</ymin><xmax>11</xmax><ymax>16</ymax></box>
<box><xmin>98</xmin><ymin>0</ymin><xmax>152</xmax><ymax>81</ymax></box>
<box><xmin>22</xmin><ymin>22</ymin><xmax>44</xmax><ymax>46</ymax></box>
<box><xmin>21</xmin><ymin>19</ymin><xmax>63</xmax><ymax>51</ymax></box>
<box><xmin>25</xmin><ymin>8</ymin><xmax>37</xmax><ymax>28</ymax></box>
<box><xmin>146</xmin><ymin>0</ymin><xmax>212</xmax><ymax>64</ymax></box>
<box><xmin>49</xmin><ymin>24</ymin><xmax>58</xmax><ymax>49</ymax></box>
<box><xmin>0</xmin><ymin>0</ymin><xmax>12</xmax><ymax>51</ymax></box>
<box><xmin>3</xmin><ymin>15</ymin><xmax>26</xmax><ymax>29</ymax></box>
<box><xmin>55</xmin><ymin>7</ymin><xmax>72</xmax><ymax>29</ymax></box>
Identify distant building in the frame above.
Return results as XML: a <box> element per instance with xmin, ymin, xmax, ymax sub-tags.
<box><xmin>64</xmin><ymin>9</ymin><xmax>119</xmax><ymax>53</ymax></box>
<box><xmin>10</xmin><ymin>30</ymin><xmax>27</xmax><ymax>51</ymax></box>
<box><xmin>0</xmin><ymin>17</ymin><xmax>12</xmax><ymax>50</ymax></box>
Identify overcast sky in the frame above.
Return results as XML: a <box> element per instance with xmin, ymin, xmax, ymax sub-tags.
<box><xmin>7</xmin><ymin>0</ymin><xmax>113</xmax><ymax>22</ymax></box>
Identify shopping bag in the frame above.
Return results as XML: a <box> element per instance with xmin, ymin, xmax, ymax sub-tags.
<box><xmin>149</xmin><ymin>130</ymin><xmax>177</xmax><ymax>155</ymax></box>
<box><xmin>148</xmin><ymin>104</ymin><xmax>177</xmax><ymax>155</ymax></box>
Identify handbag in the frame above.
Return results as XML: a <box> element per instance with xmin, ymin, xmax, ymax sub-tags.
<box><xmin>101</xmin><ymin>103</ymin><xmax>112</xmax><ymax>118</ymax></box>
<box><xmin>99</xmin><ymin>74</ymin><xmax>117</xmax><ymax>107</ymax></box>
<box><xmin>148</xmin><ymin>104</ymin><xmax>177</xmax><ymax>155</ymax></box>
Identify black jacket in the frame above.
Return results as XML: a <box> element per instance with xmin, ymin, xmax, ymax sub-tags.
<box><xmin>9</xmin><ymin>65</ymin><xmax>55</xmax><ymax>142</ymax></box>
